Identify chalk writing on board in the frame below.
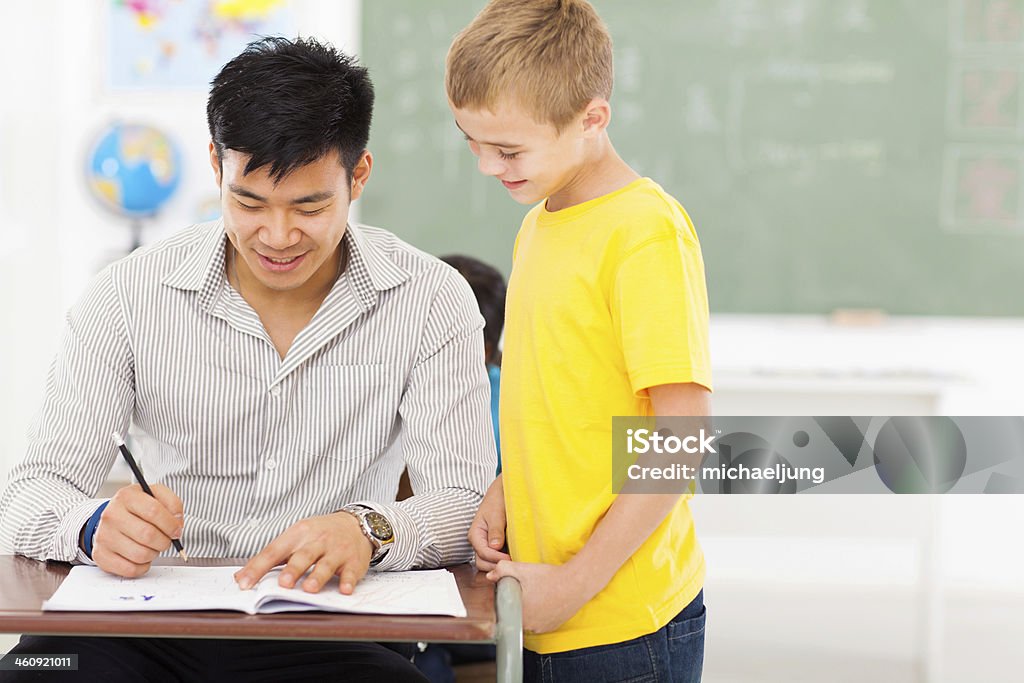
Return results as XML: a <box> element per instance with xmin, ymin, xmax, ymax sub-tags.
<box><xmin>687</xmin><ymin>85</ymin><xmax>722</xmax><ymax>133</ymax></box>
<box><xmin>726</xmin><ymin>61</ymin><xmax>892</xmax><ymax>176</ymax></box>
<box><xmin>836</xmin><ymin>0</ymin><xmax>873</xmax><ymax>33</ymax></box>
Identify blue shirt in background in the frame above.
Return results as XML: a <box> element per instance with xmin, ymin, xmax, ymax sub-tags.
<box><xmin>488</xmin><ymin>363</ymin><xmax>501</xmax><ymax>474</ymax></box>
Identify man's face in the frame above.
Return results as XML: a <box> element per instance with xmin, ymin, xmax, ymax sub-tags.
<box><xmin>210</xmin><ymin>146</ymin><xmax>371</xmax><ymax>299</ymax></box>
<box><xmin>450</xmin><ymin>101</ymin><xmax>587</xmax><ymax>206</ymax></box>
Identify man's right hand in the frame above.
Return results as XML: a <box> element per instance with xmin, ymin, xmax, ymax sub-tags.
<box><xmin>91</xmin><ymin>484</ymin><xmax>184</xmax><ymax>578</ymax></box>
<box><xmin>469</xmin><ymin>474</ymin><xmax>510</xmax><ymax>571</ymax></box>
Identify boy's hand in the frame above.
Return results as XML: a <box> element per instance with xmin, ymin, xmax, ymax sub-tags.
<box><xmin>234</xmin><ymin>511</ymin><xmax>373</xmax><ymax>595</ymax></box>
<box><xmin>92</xmin><ymin>483</ymin><xmax>184</xmax><ymax>578</ymax></box>
<box><xmin>487</xmin><ymin>560</ymin><xmax>590</xmax><ymax>634</ymax></box>
<box><xmin>469</xmin><ymin>474</ymin><xmax>510</xmax><ymax>571</ymax></box>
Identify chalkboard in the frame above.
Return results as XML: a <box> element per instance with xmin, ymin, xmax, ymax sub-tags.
<box><xmin>360</xmin><ymin>0</ymin><xmax>1024</xmax><ymax>316</ymax></box>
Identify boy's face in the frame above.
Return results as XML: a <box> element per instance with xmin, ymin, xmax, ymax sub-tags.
<box><xmin>210</xmin><ymin>146</ymin><xmax>371</xmax><ymax>299</ymax></box>
<box><xmin>450</xmin><ymin>101</ymin><xmax>588</xmax><ymax>206</ymax></box>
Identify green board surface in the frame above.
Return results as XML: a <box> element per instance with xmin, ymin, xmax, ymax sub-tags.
<box><xmin>360</xmin><ymin>0</ymin><xmax>1024</xmax><ymax>316</ymax></box>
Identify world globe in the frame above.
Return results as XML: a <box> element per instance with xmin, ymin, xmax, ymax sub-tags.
<box><xmin>87</xmin><ymin>123</ymin><xmax>182</xmax><ymax>219</ymax></box>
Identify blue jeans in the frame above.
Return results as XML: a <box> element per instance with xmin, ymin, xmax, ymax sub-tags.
<box><xmin>524</xmin><ymin>590</ymin><xmax>705</xmax><ymax>683</ymax></box>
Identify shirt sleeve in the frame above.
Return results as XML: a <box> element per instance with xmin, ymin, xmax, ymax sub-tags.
<box><xmin>358</xmin><ymin>269</ymin><xmax>496</xmax><ymax>570</ymax></box>
<box><xmin>611</xmin><ymin>224</ymin><xmax>713</xmax><ymax>397</ymax></box>
<box><xmin>0</xmin><ymin>267</ymin><xmax>133</xmax><ymax>563</ymax></box>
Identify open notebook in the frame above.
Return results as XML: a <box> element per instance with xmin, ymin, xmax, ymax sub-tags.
<box><xmin>43</xmin><ymin>566</ymin><xmax>467</xmax><ymax>617</ymax></box>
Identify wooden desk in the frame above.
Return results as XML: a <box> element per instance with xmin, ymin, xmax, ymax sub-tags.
<box><xmin>0</xmin><ymin>555</ymin><xmax>523</xmax><ymax>682</ymax></box>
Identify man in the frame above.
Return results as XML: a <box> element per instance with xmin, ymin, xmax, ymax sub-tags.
<box><xmin>0</xmin><ymin>37</ymin><xmax>494</xmax><ymax>681</ymax></box>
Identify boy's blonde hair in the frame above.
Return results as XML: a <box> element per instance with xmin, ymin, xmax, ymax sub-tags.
<box><xmin>446</xmin><ymin>0</ymin><xmax>613</xmax><ymax>130</ymax></box>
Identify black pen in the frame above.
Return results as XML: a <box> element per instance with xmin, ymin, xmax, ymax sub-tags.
<box><xmin>110</xmin><ymin>432</ymin><xmax>188</xmax><ymax>562</ymax></box>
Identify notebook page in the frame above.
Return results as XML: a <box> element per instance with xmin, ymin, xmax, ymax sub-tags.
<box><xmin>255</xmin><ymin>568</ymin><xmax>467</xmax><ymax>617</ymax></box>
<box><xmin>42</xmin><ymin>565</ymin><xmax>255</xmax><ymax>613</ymax></box>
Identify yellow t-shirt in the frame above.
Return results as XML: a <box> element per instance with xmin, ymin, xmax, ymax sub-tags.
<box><xmin>501</xmin><ymin>177</ymin><xmax>712</xmax><ymax>654</ymax></box>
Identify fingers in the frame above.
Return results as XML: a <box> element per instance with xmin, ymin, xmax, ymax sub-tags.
<box><xmin>93</xmin><ymin>543</ymin><xmax>152</xmax><ymax>578</ymax></box>
<box><xmin>237</xmin><ymin>513</ymin><xmax>373</xmax><ymax>593</ymax></box>
<box><xmin>280</xmin><ymin>545</ymin><xmax>322</xmax><ymax>589</ymax></box>
<box><xmin>111</xmin><ymin>512</ymin><xmax>176</xmax><ymax>553</ymax></box>
<box><xmin>301</xmin><ymin>554</ymin><xmax>344</xmax><ymax>593</ymax></box>
<box><xmin>474</xmin><ymin>548</ymin><xmax>511</xmax><ymax>572</ymax></box>
<box><xmin>468</xmin><ymin>519</ymin><xmax>490</xmax><ymax>555</ymax></box>
<box><xmin>471</xmin><ymin>523</ymin><xmax>511</xmax><ymax>570</ymax></box>
<box><xmin>469</xmin><ymin>480</ymin><xmax>508</xmax><ymax>562</ymax></box>
<box><xmin>487</xmin><ymin>520</ymin><xmax>506</xmax><ymax>551</ymax></box>
<box><xmin>119</xmin><ymin>485</ymin><xmax>183</xmax><ymax>541</ymax></box>
<box><xmin>469</xmin><ymin>511</ymin><xmax>510</xmax><ymax>571</ymax></box>
<box><xmin>292</xmin><ymin>548</ymin><xmax>370</xmax><ymax>595</ymax></box>
<box><xmin>150</xmin><ymin>483</ymin><xmax>185</xmax><ymax>521</ymax></box>
<box><xmin>93</xmin><ymin>484</ymin><xmax>184</xmax><ymax>578</ymax></box>
<box><xmin>337</xmin><ymin>557</ymin><xmax>369</xmax><ymax>595</ymax></box>
<box><xmin>236</xmin><ymin>533</ymin><xmax>293</xmax><ymax>590</ymax></box>
<box><xmin>96</xmin><ymin>525</ymin><xmax>159</xmax><ymax>563</ymax></box>
<box><xmin>486</xmin><ymin>559</ymin><xmax>517</xmax><ymax>583</ymax></box>
<box><xmin>476</xmin><ymin>503</ymin><xmax>506</xmax><ymax>551</ymax></box>
<box><xmin>92</xmin><ymin>525</ymin><xmax>158</xmax><ymax>578</ymax></box>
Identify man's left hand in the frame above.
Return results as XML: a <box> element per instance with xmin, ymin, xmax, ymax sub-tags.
<box><xmin>487</xmin><ymin>560</ymin><xmax>590</xmax><ymax>634</ymax></box>
<box><xmin>235</xmin><ymin>511</ymin><xmax>373</xmax><ymax>595</ymax></box>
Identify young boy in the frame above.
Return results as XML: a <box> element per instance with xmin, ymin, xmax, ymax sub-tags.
<box><xmin>446</xmin><ymin>1</ymin><xmax>713</xmax><ymax>680</ymax></box>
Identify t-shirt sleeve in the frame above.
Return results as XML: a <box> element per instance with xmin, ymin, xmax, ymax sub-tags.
<box><xmin>611</xmin><ymin>226</ymin><xmax>713</xmax><ymax>397</ymax></box>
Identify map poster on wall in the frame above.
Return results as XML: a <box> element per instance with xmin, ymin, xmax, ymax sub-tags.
<box><xmin>107</xmin><ymin>0</ymin><xmax>295</xmax><ymax>90</ymax></box>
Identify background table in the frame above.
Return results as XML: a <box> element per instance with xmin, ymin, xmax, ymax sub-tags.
<box><xmin>0</xmin><ymin>555</ymin><xmax>523</xmax><ymax>682</ymax></box>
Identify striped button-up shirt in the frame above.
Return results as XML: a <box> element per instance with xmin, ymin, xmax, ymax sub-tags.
<box><xmin>0</xmin><ymin>221</ymin><xmax>496</xmax><ymax>570</ymax></box>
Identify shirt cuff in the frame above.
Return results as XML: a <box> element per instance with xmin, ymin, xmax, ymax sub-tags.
<box><xmin>56</xmin><ymin>498</ymin><xmax>110</xmax><ymax>565</ymax></box>
<box><xmin>349</xmin><ymin>500</ymin><xmax>420</xmax><ymax>572</ymax></box>
<box><xmin>82</xmin><ymin>501</ymin><xmax>110</xmax><ymax>559</ymax></box>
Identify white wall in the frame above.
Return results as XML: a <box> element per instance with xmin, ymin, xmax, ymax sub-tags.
<box><xmin>1</xmin><ymin>1</ymin><xmax>67</xmax><ymax>477</ymax></box>
<box><xmin>704</xmin><ymin>316</ymin><xmax>1024</xmax><ymax>681</ymax></box>
<box><xmin>708</xmin><ymin>315</ymin><xmax>1024</xmax><ymax>590</ymax></box>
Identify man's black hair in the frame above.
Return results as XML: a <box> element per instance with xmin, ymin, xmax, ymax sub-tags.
<box><xmin>441</xmin><ymin>255</ymin><xmax>507</xmax><ymax>365</ymax></box>
<box><xmin>207</xmin><ymin>36</ymin><xmax>374</xmax><ymax>182</ymax></box>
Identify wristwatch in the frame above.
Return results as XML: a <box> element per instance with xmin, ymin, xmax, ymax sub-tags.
<box><xmin>341</xmin><ymin>504</ymin><xmax>394</xmax><ymax>565</ymax></box>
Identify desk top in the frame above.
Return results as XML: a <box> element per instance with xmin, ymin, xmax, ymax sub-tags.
<box><xmin>0</xmin><ymin>555</ymin><xmax>496</xmax><ymax>643</ymax></box>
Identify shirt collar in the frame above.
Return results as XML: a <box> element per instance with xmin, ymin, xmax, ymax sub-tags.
<box><xmin>161</xmin><ymin>220</ymin><xmax>410</xmax><ymax>312</ymax></box>
<box><xmin>160</xmin><ymin>221</ymin><xmax>228</xmax><ymax>312</ymax></box>
<box><xmin>345</xmin><ymin>220</ymin><xmax>410</xmax><ymax>293</ymax></box>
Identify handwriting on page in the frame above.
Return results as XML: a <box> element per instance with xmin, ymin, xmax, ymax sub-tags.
<box><xmin>257</xmin><ymin>569</ymin><xmax>466</xmax><ymax>616</ymax></box>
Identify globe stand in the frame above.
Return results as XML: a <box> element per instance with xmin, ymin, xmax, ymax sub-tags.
<box><xmin>129</xmin><ymin>219</ymin><xmax>144</xmax><ymax>252</ymax></box>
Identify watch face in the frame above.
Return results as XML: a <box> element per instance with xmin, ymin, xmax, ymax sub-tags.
<box><xmin>364</xmin><ymin>511</ymin><xmax>393</xmax><ymax>541</ymax></box>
